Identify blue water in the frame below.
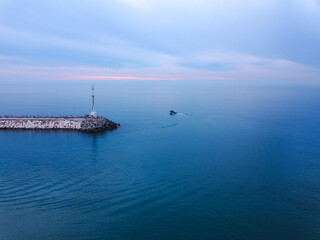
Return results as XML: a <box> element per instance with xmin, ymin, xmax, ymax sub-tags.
<box><xmin>1</xmin><ymin>80</ymin><xmax>320</xmax><ymax>239</ymax></box>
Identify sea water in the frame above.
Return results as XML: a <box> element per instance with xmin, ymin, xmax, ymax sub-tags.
<box><xmin>1</xmin><ymin>80</ymin><xmax>320</xmax><ymax>239</ymax></box>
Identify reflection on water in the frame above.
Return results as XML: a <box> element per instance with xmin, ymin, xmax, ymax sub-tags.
<box><xmin>1</xmin><ymin>81</ymin><xmax>320</xmax><ymax>240</ymax></box>
<box><xmin>90</xmin><ymin>133</ymin><xmax>98</xmax><ymax>162</ymax></box>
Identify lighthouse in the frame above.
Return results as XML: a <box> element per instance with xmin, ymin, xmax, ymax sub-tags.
<box><xmin>91</xmin><ymin>83</ymin><xmax>97</xmax><ymax>118</ymax></box>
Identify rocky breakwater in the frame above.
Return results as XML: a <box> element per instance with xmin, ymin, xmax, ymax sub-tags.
<box><xmin>0</xmin><ymin>115</ymin><xmax>119</xmax><ymax>132</ymax></box>
<box><xmin>80</xmin><ymin>116</ymin><xmax>119</xmax><ymax>132</ymax></box>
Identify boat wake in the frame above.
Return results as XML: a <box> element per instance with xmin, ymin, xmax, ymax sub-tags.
<box><xmin>156</xmin><ymin>123</ymin><xmax>179</xmax><ymax>129</ymax></box>
<box><xmin>177</xmin><ymin>113</ymin><xmax>188</xmax><ymax>117</ymax></box>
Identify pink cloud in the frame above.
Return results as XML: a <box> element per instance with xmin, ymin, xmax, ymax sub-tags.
<box><xmin>75</xmin><ymin>75</ymin><xmax>232</xmax><ymax>81</ymax></box>
<box><xmin>76</xmin><ymin>76</ymin><xmax>182</xmax><ymax>81</ymax></box>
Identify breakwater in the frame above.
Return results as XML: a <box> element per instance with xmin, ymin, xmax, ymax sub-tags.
<box><xmin>0</xmin><ymin>115</ymin><xmax>119</xmax><ymax>132</ymax></box>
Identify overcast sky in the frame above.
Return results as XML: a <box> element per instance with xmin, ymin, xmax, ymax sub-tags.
<box><xmin>0</xmin><ymin>0</ymin><xmax>319</xmax><ymax>82</ymax></box>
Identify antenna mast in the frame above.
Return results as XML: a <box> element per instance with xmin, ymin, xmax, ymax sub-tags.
<box><xmin>91</xmin><ymin>83</ymin><xmax>97</xmax><ymax>118</ymax></box>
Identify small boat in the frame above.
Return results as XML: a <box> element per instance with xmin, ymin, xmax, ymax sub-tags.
<box><xmin>170</xmin><ymin>110</ymin><xmax>177</xmax><ymax>115</ymax></box>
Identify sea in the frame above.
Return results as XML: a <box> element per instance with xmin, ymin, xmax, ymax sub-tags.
<box><xmin>1</xmin><ymin>80</ymin><xmax>320</xmax><ymax>240</ymax></box>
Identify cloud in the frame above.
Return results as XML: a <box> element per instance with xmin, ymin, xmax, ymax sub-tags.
<box><xmin>0</xmin><ymin>52</ymin><xmax>319</xmax><ymax>83</ymax></box>
<box><xmin>0</xmin><ymin>0</ymin><xmax>319</xmax><ymax>82</ymax></box>
<box><xmin>77</xmin><ymin>76</ymin><xmax>181</xmax><ymax>81</ymax></box>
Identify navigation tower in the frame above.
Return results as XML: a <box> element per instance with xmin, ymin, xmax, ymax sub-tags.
<box><xmin>91</xmin><ymin>83</ymin><xmax>97</xmax><ymax>118</ymax></box>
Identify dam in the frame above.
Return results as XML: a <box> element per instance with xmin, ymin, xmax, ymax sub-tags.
<box><xmin>0</xmin><ymin>84</ymin><xmax>119</xmax><ymax>133</ymax></box>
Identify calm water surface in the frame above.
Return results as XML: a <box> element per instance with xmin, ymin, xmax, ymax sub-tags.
<box><xmin>1</xmin><ymin>81</ymin><xmax>320</xmax><ymax>239</ymax></box>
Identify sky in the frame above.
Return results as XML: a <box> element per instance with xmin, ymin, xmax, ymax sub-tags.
<box><xmin>0</xmin><ymin>0</ymin><xmax>319</xmax><ymax>82</ymax></box>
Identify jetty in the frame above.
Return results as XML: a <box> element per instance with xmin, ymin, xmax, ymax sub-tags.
<box><xmin>0</xmin><ymin>115</ymin><xmax>118</xmax><ymax>132</ymax></box>
<box><xmin>0</xmin><ymin>84</ymin><xmax>119</xmax><ymax>133</ymax></box>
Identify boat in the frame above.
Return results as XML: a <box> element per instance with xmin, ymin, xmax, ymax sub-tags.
<box><xmin>170</xmin><ymin>110</ymin><xmax>177</xmax><ymax>115</ymax></box>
